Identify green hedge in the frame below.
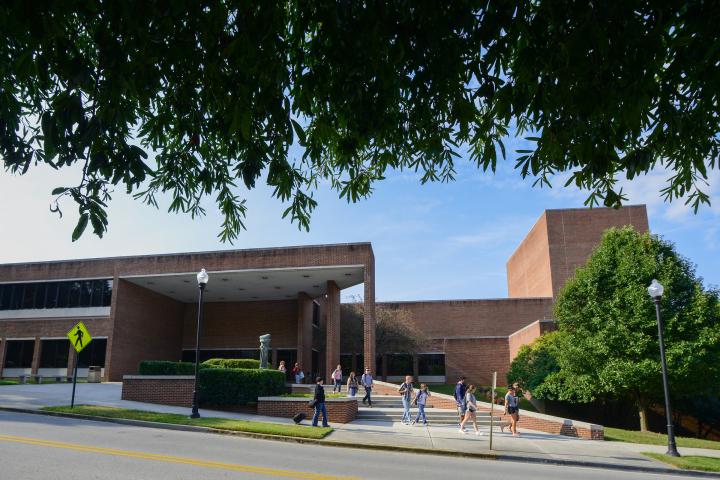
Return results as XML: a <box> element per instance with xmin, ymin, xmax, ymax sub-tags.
<box><xmin>138</xmin><ymin>361</ymin><xmax>196</xmax><ymax>375</ymax></box>
<box><xmin>202</xmin><ymin>358</ymin><xmax>261</xmax><ymax>370</ymax></box>
<box><xmin>198</xmin><ymin>368</ymin><xmax>286</xmax><ymax>405</ymax></box>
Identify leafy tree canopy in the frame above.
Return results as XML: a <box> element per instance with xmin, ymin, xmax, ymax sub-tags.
<box><xmin>507</xmin><ymin>330</ymin><xmax>561</xmax><ymax>392</ymax></box>
<box><xmin>534</xmin><ymin>227</ymin><xmax>720</xmax><ymax>430</ymax></box>
<box><xmin>1</xmin><ymin>2</ymin><xmax>719</xmax><ymax>240</ymax></box>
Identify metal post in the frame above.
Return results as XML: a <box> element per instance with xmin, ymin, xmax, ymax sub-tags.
<box><xmin>489</xmin><ymin>371</ymin><xmax>496</xmax><ymax>450</ymax></box>
<box><xmin>653</xmin><ymin>297</ymin><xmax>680</xmax><ymax>457</ymax></box>
<box><xmin>190</xmin><ymin>283</ymin><xmax>206</xmax><ymax>419</ymax></box>
<box><xmin>70</xmin><ymin>353</ymin><xmax>78</xmax><ymax>409</ymax></box>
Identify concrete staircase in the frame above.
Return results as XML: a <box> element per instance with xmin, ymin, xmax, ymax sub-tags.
<box><xmin>355</xmin><ymin>395</ymin><xmax>502</xmax><ymax>425</ymax></box>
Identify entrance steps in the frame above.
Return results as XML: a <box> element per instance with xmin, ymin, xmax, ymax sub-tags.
<box><xmin>354</xmin><ymin>395</ymin><xmax>502</xmax><ymax>425</ymax></box>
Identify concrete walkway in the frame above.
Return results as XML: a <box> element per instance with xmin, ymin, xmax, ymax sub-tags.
<box><xmin>1</xmin><ymin>383</ymin><xmax>719</xmax><ymax>475</ymax></box>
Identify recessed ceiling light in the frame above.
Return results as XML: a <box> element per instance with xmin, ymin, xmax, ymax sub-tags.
<box><xmin>251</xmin><ymin>296</ymin><xmax>259</xmax><ymax>299</ymax></box>
<box><xmin>147</xmin><ymin>281</ymin><xmax>155</xmax><ymax>285</ymax></box>
<box><xmin>221</xmin><ymin>278</ymin><xmax>229</xmax><ymax>282</ymax></box>
<box><xmin>238</xmin><ymin>287</ymin><xmax>245</xmax><ymax>291</ymax></box>
<box><xmin>169</xmin><ymin>290</ymin><xmax>175</xmax><ymax>294</ymax></box>
<box><xmin>344</xmin><ymin>273</ymin><xmax>352</xmax><ymax>277</ymax></box>
<box><xmin>302</xmin><ymin>274</ymin><xmax>311</xmax><ymax>278</ymax></box>
<box><xmin>285</xmin><ymin>295</ymin><xmax>292</xmax><ymax>298</ymax></box>
<box><xmin>312</xmin><ymin>285</ymin><xmax>320</xmax><ymax>288</ymax></box>
<box><xmin>183</xmin><ymin>280</ymin><xmax>190</xmax><ymax>283</ymax></box>
<box><xmin>261</xmin><ymin>276</ymin><xmax>269</xmax><ymax>280</ymax></box>
<box><xmin>274</xmin><ymin>286</ymin><xmax>282</xmax><ymax>290</ymax></box>
<box><xmin>219</xmin><ymin>297</ymin><xmax>225</xmax><ymax>300</ymax></box>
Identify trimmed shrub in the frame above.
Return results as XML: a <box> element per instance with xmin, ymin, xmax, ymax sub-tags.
<box><xmin>202</xmin><ymin>358</ymin><xmax>261</xmax><ymax>370</ymax></box>
<box><xmin>138</xmin><ymin>360</ymin><xmax>196</xmax><ymax>375</ymax></box>
<box><xmin>198</xmin><ymin>368</ymin><xmax>286</xmax><ymax>405</ymax></box>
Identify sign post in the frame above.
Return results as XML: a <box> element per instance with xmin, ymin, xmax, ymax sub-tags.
<box><xmin>66</xmin><ymin>321</ymin><xmax>92</xmax><ymax>409</ymax></box>
<box><xmin>489</xmin><ymin>371</ymin><xmax>497</xmax><ymax>450</ymax></box>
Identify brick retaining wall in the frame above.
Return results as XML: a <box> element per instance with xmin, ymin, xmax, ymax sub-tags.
<box><xmin>121</xmin><ymin>375</ymin><xmax>194</xmax><ymax>407</ymax></box>
<box><xmin>258</xmin><ymin>397</ymin><xmax>357</xmax><ymax>423</ymax></box>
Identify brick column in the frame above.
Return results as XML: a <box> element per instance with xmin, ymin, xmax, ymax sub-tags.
<box><xmin>67</xmin><ymin>344</ymin><xmax>77</xmax><ymax>378</ymax></box>
<box><xmin>296</xmin><ymin>292</ymin><xmax>314</xmax><ymax>376</ymax></box>
<box><xmin>30</xmin><ymin>336</ymin><xmax>41</xmax><ymax>375</ymax></box>
<box><xmin>363</xmin><ymin>255</ymin><xmax>376</xmax><ymax>373</ymax></box>
<box><xmin>0</xmin><ymin>338</ymin><xmax>6</xmax><ymax>377</ymax></box>
<box><xmin>325</xmin><ymin>281</ymin><xmax>340</xmax><ymax>383</ymax></box>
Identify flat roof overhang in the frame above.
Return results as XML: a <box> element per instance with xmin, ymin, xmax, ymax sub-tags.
<box><xmin>122</xmin><ymin>265</ymin><xmax>364</xmax><ymax>303</ymax></box>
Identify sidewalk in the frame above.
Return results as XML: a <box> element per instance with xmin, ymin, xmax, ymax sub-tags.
<box><xmin>2</xmin><ymin>383</ymin><xmax>719</xmax><ymax>476</ymax></box>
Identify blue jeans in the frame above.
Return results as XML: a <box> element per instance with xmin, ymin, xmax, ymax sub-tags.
<box><xmin>349</xmin><ymin>386</ymin><xmax>358</xmax><ymax>397</ymax></box>
<box><xmin>401</xmin><ymin>397</ymin><xmax>412</xmax><ymax>423</ymax></box>
<box><xmin>414</xmin><ymin>404</ymin><xmax>427</xmax><ymax>424</ymax></box>
<box><xmin>312</xmin><ymin>402</ymin><xmax>329</xmax><ymax>427</ymax></box>
<box><xmin>333</xmin><ymin>379</ymin><xmax>342</xmax><ymax>392</ymax></box>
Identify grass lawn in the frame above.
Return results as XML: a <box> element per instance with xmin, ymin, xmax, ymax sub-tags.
<box><xmin>42</xmin><ymin>406</ymin><xmax>332</xmax><ymax>439</ymax></box>
<box><xmin>0</xmin><ymin>379</ymin><xmax>19</xmax><ymax>386</ymax></box>
<box><xmin>643</xmin><ymin>452</ymin><xmax>720</xmax><ymax>472</ymax></box>
<box><xmin>605</xmin><ymin>427</ymin><xmax>720</xmax><ymax>450</ymax></box>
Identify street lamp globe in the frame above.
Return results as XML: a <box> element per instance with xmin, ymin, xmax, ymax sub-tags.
<box><xmin>648</xmin><ymin>279</ymin><xmax>664</xmax><ymax>298</ymax></box>
<box><xmin>197</xmin><ymin>268</ymin><xmax>209</xmax><ymax>286</ymax></box>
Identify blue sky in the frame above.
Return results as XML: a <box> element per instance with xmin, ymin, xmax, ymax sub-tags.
<box><xmin>1</xmin><ymin>147</ymin><xmax>718</xmax><ymax>302</ymax></box>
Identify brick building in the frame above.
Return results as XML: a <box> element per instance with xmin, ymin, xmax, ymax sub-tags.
<box><xmin>0</xmin><ymin>206</ymin><xmax>648</xmax><ymax>384</ymax></box>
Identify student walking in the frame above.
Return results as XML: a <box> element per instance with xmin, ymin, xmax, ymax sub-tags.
<box><xmin>505</xmin><ymin>386</ymin><xmax>520</xmax><ymax>436</ymax></box>
<box><xmin>399</xmin><ymin>375</ymin><xmax>415</xmax><ymax>425</ymax></box>
<box><xmin>331</xmin><ymin>364</ymin><xmax>343</xmax><ymax>393</ymax></box>
<box><xmin>454</xmin><ymin>376</ymin><xmax>468</xmax><ymax>427</ymax></box>
<box><xmin>311</xmin><ymin>377</ymin><xmax>329</xmax><ymax>427</ymax></box>
<box><xmin>292</xmin><ymin>363</ymin><xmax>304</xmax><ymax>384</ymax></box>
<box><xmin>361</xmin><ymin>368</ymin><xmax>374</xmax><ymax>407</ymax></box>
<box><xmin>346</xmin><ymin>371</ymin><xmax>358</xmax><ymax>397</ymax></box>
<box><xmin>459</xmin><ymin>385</ymin><xmax>481</xmax><ymax>435</ymax></box>
<box><xmin>411</xmin><ymin>384</ymin><xmax>430</xmax><ymax>425</ymax></box>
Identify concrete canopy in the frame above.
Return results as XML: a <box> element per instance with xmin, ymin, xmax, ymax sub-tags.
<box><xmin>122</xmin><ymin>265</ymin><xmax>365</xmax><ymax>303</ymax></box>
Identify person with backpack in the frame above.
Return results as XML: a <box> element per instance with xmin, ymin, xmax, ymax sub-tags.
<box><xmin>398</xmin><ymin>375</ymin><xmax>415</xmax><ymax>425</ymax></box>
<box><xmin>311</xmin><ymin>376</ymin><xmax>329</xmax><ymax>427</ymax></box>
<box><xmin>411</xmin><ymin>384</ymin><xmax>430</xmax><ymax>426</ymax></box>
<box><xmin>331</xmin><ymin>364</ymin><xmax>343</xmax><ymax>393</ymax></box>
<box><xmin>459</xmin><ymin>384</ymin><xmax>481</xmax><ymax>435</ymax></box>
<box><xmin>454</xmin><ymin>376</ymin><xmax>467</xmax><ymax>427</ymax></box>
<box><xmin>361</xmin><ymin>367</ymin><xmax>373</xmax><ymax>407</ymax></box>
<box><xmin>346</xmin><ymin>371</ymin><xmax>358</xmax><ymax>397</ymax></box>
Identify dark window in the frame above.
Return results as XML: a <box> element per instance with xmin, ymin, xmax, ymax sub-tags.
<box><xmin>3</xmin><ymin>340</ymin><xmax>35</xmax><ymax>369</ymax></box>
<box><xmin>9</xmin><ymin>284</ymin><xmax>23</xmax><ymax>310</ymax></box>
<box><xmin>34</xmin><ymin>283</ymin><xmax>47</xmax><ymax>309</ymax></box>
<box><xmin>40</xmin><ymin>340</ymin><xmax>69</xmax><ymax>368</ymax></box>
<box><xmin>78</xmin><ymin>280</ymin><xmax>92</xmax><ymax>307</ymax></box>
<box><xmin>386</xmin><ymin>354</ymin><xmax>413</xmax><ymax>376</ymax></box>
<box><xmin>77</xmin><ymin>338</ymin><xmax>107</xmax><ymax>368</ymax></box>
<box><xmin>0</xmin><ymin>285</ymin><xmax>11</xmax><ymax>310</ymax></box>
<box><xmin>340</xmin><ymin>354</ymin><xmax>353</xmax><ymax>374</ymax></box>
<box><xmin>276</xmin><ymin>349</ymin><xmax>297</xmax><ymax>380</ymax></box>
<box><xmin>102</xmin><ymin>280</ymin><xmax>113</xmax><ymax>306</ymax></box>
<box><xmin>418</xmin><ymin>354</ymin><xmax>445</xmax><ymax>376</ymax></box>
<box><xmin>45</xmin><ymin>283</ymin><xmax>59</xmax><ymax>309</ymax></box>
<box><xmin>22</xmin><ymin>284</ymin><xmax>37</xmax><ymax>309</ymax></box>
<box><xmin>68</xmin><ymin>281</ymin><xmax>81</xmax><ymax>308</ymax></box>
<box><xmin>91</xmin><ymin>280</ymin><xmax>104</xmax><ymax>307</ymax></box>
<box><xmin>57</xmin><ymin>282</ymin><xmax>70</xmax><ymax>308</ymax></box>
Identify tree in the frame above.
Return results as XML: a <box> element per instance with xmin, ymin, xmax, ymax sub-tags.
<box><xmin>507</xmin><ymin>331</ymin><xmax>561</xmax><ymax>392</ymax></box>
<box><xmin>342</xmin><ymin>301</ymin><xmax>426</xmax><ymax>376</ymax></box>
<box><xmin>534</xmin><ymin>227</ymin><xmax>720</xmax><ymax>431</ymax></box>
<box><xmin>1</xmin><ymin>2</ymin><xmax>719</xmax><ymax>240</ymax></box>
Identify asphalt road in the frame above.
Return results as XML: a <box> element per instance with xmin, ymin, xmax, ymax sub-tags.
<box><xmin>0</xmin><ymin>411</ymin><xmax>701</xmax><ymax>480</ymax></box>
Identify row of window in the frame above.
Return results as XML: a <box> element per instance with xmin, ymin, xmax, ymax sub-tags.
<box><xmin>0</xmin><ymin>280</ymin><xmax>113</xmax><ymax>311</ymax></box>
<box><xmin>2</xmin><ymin>339</ymin><xmax>107</xmax><ymax>369</ymax></box>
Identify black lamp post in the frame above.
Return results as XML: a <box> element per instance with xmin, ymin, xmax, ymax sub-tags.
<box><xmin>190</xmin><ymin>268</ymin><xmax>209</xmax><ymax>419</ymax></box>
<box><xmin>647</xmin><ymin>279</ymin><xmax>680</xmax><ymax>457</ymax></box>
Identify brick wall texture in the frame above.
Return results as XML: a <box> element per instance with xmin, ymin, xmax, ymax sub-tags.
<box><xmin>257</xmin><ymin>398</ymin><xmax>358</xmax><ymax>423</ymax></box>
<box><xmin>121</xmin><ymin>376</ymin><xmax>194</xmax><ymax>407</ymax></box>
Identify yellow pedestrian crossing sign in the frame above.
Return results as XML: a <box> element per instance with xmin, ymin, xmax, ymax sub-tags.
<box><xmin>67</xmin><ymin>321</ymin><xmax>92</xmax><ymax>353</ymax></box>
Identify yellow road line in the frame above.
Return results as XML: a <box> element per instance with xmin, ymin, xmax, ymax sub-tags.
<box><xmin>0</xmin><ymin>434</ymin><xmax>358</xmax><ymax>480</ymax></box>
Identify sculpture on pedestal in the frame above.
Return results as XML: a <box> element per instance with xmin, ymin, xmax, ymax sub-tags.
<box><xmin>259</xmin><ymin>334</ymin><xmax>271</xmax><ymax>369</ymax></box>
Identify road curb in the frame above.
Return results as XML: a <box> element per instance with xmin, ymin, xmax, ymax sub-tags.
<box><xmin>2</xmin><ymin>407</ymin><xmax>719</xmax><ymax>478</ymax></box>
